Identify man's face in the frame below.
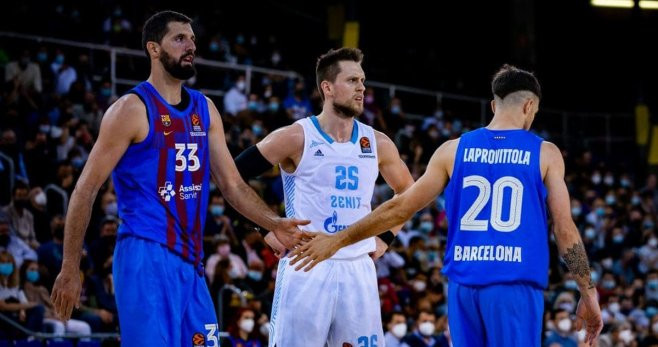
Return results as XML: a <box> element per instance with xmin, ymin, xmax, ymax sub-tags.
<box><xmin>388</xmin><ymin>313</ymin><xmax>406</xmax><ymax>330</ymax></box>
<box><xmin>156</xmin><ymin>22</ymin><xmax>197</xmax><ymax>80</ymax></box>
<box><xmin>418</xmin><ymin>312</ymin><xmax>436</xmax><ymax>326</ymax></box>
<box><xmin>328</xmin><ymin>61</ymin><xmax>365</xmax><ymax>118</ymax></box>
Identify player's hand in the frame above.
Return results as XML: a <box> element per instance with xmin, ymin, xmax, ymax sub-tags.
<box><xmin>270</xmin><ymin>217</ymin><xmax>311</xmax><ymax>249</ymax></box>
<box><xmin>288</xmin><ymin>233</ymin><xmax>341</xmax><ymax>271</ymax></box>
<box><xmin>369</xmin><ymin>236</ymin><xmax>388</xmax><ymax>261</ymax></box>
<box><xmin>264</xmin><ymin>231</ymin><xmax>287</xmax><ymax>258</ymax></box>
<box><xmin>574</xmin><ymin>287</ymin><xmax>603</xmax><ymax>346</ymax></box>
<box><xmin>51</xmin><ymin>267</ymin><xmax>82</xmax><ymax>321</ymax></box>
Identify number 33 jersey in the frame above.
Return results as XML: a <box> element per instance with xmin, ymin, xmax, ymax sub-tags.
<box><xmin>443</xmin><ymin>128</ymin><xmax>549</xmax><ymax>288</ymax></box>
<box><xmin>112</xmin><ymin>81</ymin><xmax>210</xmax><ymax>266</ymax></box>
<box><xmin>281</xmin><ymin>116</ymin><xmax>379</xmax><ymax>259</ymax></box>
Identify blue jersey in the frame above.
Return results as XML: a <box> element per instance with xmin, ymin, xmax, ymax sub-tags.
<box><xmin>112</xmin><ymin>81</ymin><xmax>210</xmax><ymax>266</ymax></box>
<box><xmin>442</xmin><ymin>128</ymin><xmax>548</xmax><ymax>288</ymax></box>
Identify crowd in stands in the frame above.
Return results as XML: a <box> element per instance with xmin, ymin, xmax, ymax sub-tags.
<box><xmin>1</xmin><ymin>29</ymin><xmax>657</xmax><ymax>347</ymax></box>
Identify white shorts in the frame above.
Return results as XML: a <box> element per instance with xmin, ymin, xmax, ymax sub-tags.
<box><xmin>269</xmin><ymin>254</ymin><xmax>384</xmax><ymax>347</ymax></box>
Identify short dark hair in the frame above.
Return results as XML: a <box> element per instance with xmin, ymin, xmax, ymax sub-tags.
<box><xmin>491</xmin><ymin>64</ymin><xmax>541</xmax><ymax>100</ymax></box>
<box><xmin>142</xmin><ymin>10</ymin><xmax>192</xmax><ymax>58</ymax></box>
<box><xmin>316</xmin><ymin>47</ymin><xmax>364</xmax><ymax>100</ymax></box>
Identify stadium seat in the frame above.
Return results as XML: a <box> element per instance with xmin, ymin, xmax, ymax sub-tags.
<box><xmin>14</xmin><ymin>340</ymin><xmax>42</xmax><ymax>347</ymax></box>
<box><xmin>77</xmin><ymin>341</ymin><xmax>101</xmax><ymax>347</ymax></box>
<box><xmin>45</xmin><ymin>340</ymin><xmax>73</xmax><ymax>347</ymax></box>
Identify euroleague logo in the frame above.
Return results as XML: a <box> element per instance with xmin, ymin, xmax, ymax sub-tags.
<box><xmin>192</xmin><ymin>332</ymin><xmax>205</xmax><ymax>347</ymax></box>
<box><xmin>359</xmin><ymin>136</ymin><xmax>371</xmax><ymax>153</ymax></box>
<box><xmin>190</xmin><ymin>113</ymin><xmax>206</xmax><ymax>137</ymax></box>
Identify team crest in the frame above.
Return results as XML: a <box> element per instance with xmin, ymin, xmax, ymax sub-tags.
<box><xmin>359</xmin><ymin>136</ymin><xmax>372</xmax><ymax>153</ymax></box>
<box><xmin>161</xmin><ymin>114</ymin><xmax>171</xmax><ymax>127</ymax></box>
<box><xmin>192</xmin><ymin>332</ymin><xmax>205</xmax><ymax>347</ymax></box>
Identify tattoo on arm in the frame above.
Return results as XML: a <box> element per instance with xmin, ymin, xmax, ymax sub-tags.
<box><xmin>562</xmin><ymin>242</ymin><xmax>594</xmax><ymax>289</ymax></box>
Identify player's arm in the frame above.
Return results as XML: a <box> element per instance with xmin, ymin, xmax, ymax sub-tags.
<box><xmin>542</xmin><ymin>141</ymin><xmax>602</xmax><ymax>343</ymax></box>
<box><xmin>374</xmin><ymin>131</ymin><xmax>415</xmax><ymax>245</ymax></box>
<box><xmin>234</xmin><ymin>124</ymin><xmax>303</xmax><ymax>181</ymax></box>
<box><xmin>206</xmin><ymin>97</ymin><xmax>308</xmax><ymax>248</ymax></box>
<box><xmin>52</xmin><ymin>94</ymin><xmax>145</xmax><ymax>320</ymax></box>
<box><xmin>290</xmin><ymin>139</ymin><xmax>457</xmax><ymax>271</ymax></box>
<box><xmin>542</xmin><ymin>142</ymin><xmax>593</xmax><ymax>291</ymax></box>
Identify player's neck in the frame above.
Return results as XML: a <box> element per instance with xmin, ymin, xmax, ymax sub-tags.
<box><xmin>147</xmin><ymin>70</ymin><xmax>184</xmax><ymax>105</ymax></box>
<box><xmin>316</xmin><ymin>111</ymin><xmax>354</xmax><ymax>143</ymax></box>
<box><xmin>487</xmin><ymin>112</ymin><xmax>526</xmax><ymax>130</ymax></box>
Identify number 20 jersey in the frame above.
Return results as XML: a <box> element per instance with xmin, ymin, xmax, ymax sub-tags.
<box><xmin>112</xmin><ymin>82</ymin><xmax>210</xmax><ymax>266</ymax></box>
<box><xmin>442</xmin><ymin>128</ymin><xmax>549</xmax><ymax>288</ymax></box>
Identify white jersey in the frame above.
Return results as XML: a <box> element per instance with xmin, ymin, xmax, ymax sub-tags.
<box><xmin>281</xmin><ymin>116</ymin><xmax>378</xmax><ymax>259</ymax></box>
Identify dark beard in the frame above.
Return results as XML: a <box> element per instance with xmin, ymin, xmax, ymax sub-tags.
<box><xmin>160</xmin><ymin>49</ymin><xmax>196</xmax><ymax>80</ymax></box>
<box><xmin>332</xmin><ymin>102</ymin><xmax>361</xmax><ymax>119</ymax></box>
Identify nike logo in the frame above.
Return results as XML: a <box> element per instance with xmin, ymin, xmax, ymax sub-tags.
<box><xmin>164</xmin><ymin>131</ymin><xmax>174</xmax><ymax>136</ymax></box>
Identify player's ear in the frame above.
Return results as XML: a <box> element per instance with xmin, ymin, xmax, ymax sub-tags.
<box><xmin>321</xmin><ymin>80</ymin><xmax>332</xmax><ymax>98</ymax></box>
<box><xmin>523</xmin><ymin>98</ymin><xmax>534</xmax><ymax>115</ymax></box>
<box><xmin>147</xmin><ymin>41</ymin><xmax>160</xmax><ymax>60</ymax></box>
<box><xmin>490</xmin><ymin>100</ymin><xmax>496</xmax><ymax>114</ymax></box>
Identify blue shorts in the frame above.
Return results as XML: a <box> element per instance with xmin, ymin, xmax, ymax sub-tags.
<box><xmin>113</xmin><ymin>236</ymin><xmax>219</xmax><ymax>347</ymax></box>
<box><xmin>448</xmin><ymin>281</ymin><xmax>543</xmax><ymax>347</ymax></box>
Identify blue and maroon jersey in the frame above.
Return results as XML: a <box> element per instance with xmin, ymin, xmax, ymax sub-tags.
<box><xmin>112</xmin><ymin>81</ymin><xmax>211</xmax><ymax>266</ymax></box>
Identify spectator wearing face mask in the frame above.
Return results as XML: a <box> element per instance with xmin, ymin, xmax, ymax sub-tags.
<box><xmin>223</xmin><ymin>308</ymin><xmax>262</xmax><ymax>347</ymax></box>
<box><xmin>3</xmin><ymin>180</ymin><xmax>38</xmax><ymax>249</ymax></box>
<box><xmin>384</xmin><ymin>311</ymin><xmax>408</xmax><ymax>347</ymax></box>
<box><xmin>641</xmin><ymin>314</ymin><xmax>658</xmax><ymax>346</ymax></box>
<box><xmin>283</xmin><ymin>79</ymin><xmax>312</xmax><ymax>121</ymax></box>
<box><xmin>5</xmin><ymin>49</ymin><xmax>43</xmax><ymax>94</ymax></box>
<box><xmin>224</xmin><ymin>75</ymin><xmax>248</xmax><ymax>117</ymax></box>
<box><xmin>401</xmin><ymin>309</ymin><xmax>449</xmax><ymax>347</ymax></box>
<box><xmin>543</xmin><ymin>309</ymin><xmax>577</xmax><ymax>347</ymax></box>
<box><xmin>553</xmin><ymin>291</ymin><xmax>577</xmax><ymax>314</ymax></box>
<box><xmin>0</xmin><ymin>212</ymin><xmax>37</xmax><ymax>268</ymax></box>
<box><xmin>0</xmin><ymin>251</ymin><xmax>44</xmax><ymax>338</ymax></box>
<box><xmin>598</xmin><ymin>322</ymin><xmax>637</xmax><ymax>347</ymax></box>
<box><xmin>204</xmin><ymin>193</ymin><xmax>236</xmax><ymax>248</ymax></box>
<box><xmin>19</xmin><ymin>260</ymin><xmax>91</xmax><ymax>336</ymax></box>
<box><xmin>646</xmin><ymin>272</ymin><xmax>658</xmax><ymax>302</ymax></box>
<box><xmin>206</xmin><ymin>235</ymin><xmax>248</xmax><ymax>282</ymax></box>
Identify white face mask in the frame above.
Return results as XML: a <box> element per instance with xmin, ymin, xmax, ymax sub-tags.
<box><xmin>618</xmin><ymin>329</ymin><xmax>633</xmax><ymax>344</ymax></box>
<box><xmin>239</xmin><ymin>318</ymin><xmax>255</xmax><ymax>333</ymax></box>
<box><xmin>557</xmin><ymin>318</ymin><xmax>572</xmax><ymax>333</ymax></box>
<box><xmin>236</xmin><ymin>81</ymin><xmax>246</xmax><ymax>91</ymax></box>
<box><xmin>609</xmin><ymin>302</ymin><xmax>620</xmax><ymax>313</ymax></box>
<box><xmin>413</xmin><ymin>280</ymin><xmax>427</xmax><ymax>292</ymax></box>
<box><xmin>391</xmin><ymin>323</ymin><xmax>407</xmax><ymax>338</ymax></box>
<box><xmin>419</xmin><ymin>321</ymin><xmax>435</xmax><ymax>336</ymax></box>
<box><xmin>259</xmin><ymin>322</ymin><xmax>270</xmax><ymax>336</ymax></box>
<box><xmin>34</xmin><ymin>192</ymin><xmax>47</xmax><ymax>206</ymax></box>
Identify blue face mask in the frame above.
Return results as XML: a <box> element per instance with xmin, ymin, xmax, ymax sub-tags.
<box><xmin>602</xmin><ymin>280</ymin><xmax>616</xmax><ymax>290</ymax></box>
<box><xmin>596</xmin><ymin>207</ymin><xmax>605</xmax><ymax>217</ymax></box>
<box><xmin>646</xmin><ymin>306</ymin><xmax>658</xmax><ymax>318</ymax></box>
<box><xmin>210</xmin><ymin>205</ymin><xmax>225</xmax><ymax>217</ymax></box>
<box><xmin>268</xmin><ymin>102</ymin><xmax>279</xmax><ymax>112</ymax></box>
<box><xmin>37</xmin><ymin>52</ymin><xmax>48</xmax><ymax>63</ymax></box>
<box><xmin>390</xmin><ymin>105</ymin><xmax>401</xmax><ymax>115</ymax></box>
<box><xmin>613</xmin><ymin>235</ymin><xmax>624</xmax><ymax>244</ymax></box>
<box><xmin>209</xmin><ymin>41</ymin><xmax>220</xmax><ymax>52</ymax></box>
<box><xmin>565</xmin><ymin>280</ymin><xmax>578</xmax><ymax>290</ymax></box>
<box><xmin>419</xmin><ymin>221</ymin><xmax>433</xmax><ymax>233</ymax></box>
<box><xmin>54</xmin><ymin>54</ymin><xmax>65</xmax><ymax>65</ymax></box>
<box><xmin>248</xmin><ymin>101</ymin><xmax>259</xmax><ymax>111</ymax></box>
<box><xmin>247</xmin><ymin>270</ymin><xmax>263</xmax><ymax>281</ymax></box>
<box><xmin>252</xmin><ymin>125</ymin><xmax>263</xmax><ymax>136</ymax></box>
<box><xmin>585</xmin><ymin>228</ymin><xmax>596</xmax><ymax>240</ymax></box>
<box><xmin>71</xmin><ymin>157</ymin><xmax>85</xmax><ymax>169</ymax></box>
<box><xmin>648</xmin><ymin>279</ymin><xmax>658</xmax><ymax>290</ymax></box>
<box><xmin>571</xmin><ymin>207</ymin><xmax>582</xmax><ymax>217</ymax></box>
<box><xmin>26</xmin><ymin>270</ymin><xmax>39</xmax><ymax>283</ymax></box>
<box><xmin>100</xmin><ymin>88</ymin><xmax>112</xmax><ymax>97</ymax></box>
<box><xmin>0</xmin><ymin>263</ymin><xmax>14</xmax><ymax>276</ymax></box>
<box><xmin>590</xmin><ymin>271</ymin><xmax>599</xmax><ymax>284</ymax></box>
<box><xmin>632</xmin><ymin>196</ymin><xmax>642</xmax><ymax>206</ymax></box>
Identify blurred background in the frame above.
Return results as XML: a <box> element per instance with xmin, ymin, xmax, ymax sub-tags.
<box><xmin>1</xmin><ymin>1</ymin><xmax>658</xmax><ymax>346</ymax></box>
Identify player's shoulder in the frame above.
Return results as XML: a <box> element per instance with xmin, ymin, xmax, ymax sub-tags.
<box><xmin>373</xmin><ymin>129</ymin><xmax>395</xmax><ymax>147</ymax></box>
<box><xmin>259</xmin><ymin>122</ymin><xmax>304</xmax><ymax>150</ymax></box>
<box><xmin>105</xmin><ymin>93</ymin><xmax>146</xmax><ymax>121</ymax></box>
<box><xmin>439</xmin><ymin>138</ymin><xmax>460</xmax><ymax>153</ymax></box>
<box><xmin>540</xmin><ymin>141</ymin><xmax>561</xmax><ymax>157</ymax></box>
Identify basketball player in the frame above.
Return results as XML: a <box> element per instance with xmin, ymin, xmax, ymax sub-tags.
<box><xmin>290</xmin><ymin>65</ymin><xmax>604</xmax><ymax>346</ymax></box>
<box><xmin>233</xmin><ymin>47</ymin><xmax>414</xmax><ymax>346</ymax></box>
<box><xmin>50</xmin><ymin>11</ymin><xmax>308</xmax><ymax>346</ymax></box>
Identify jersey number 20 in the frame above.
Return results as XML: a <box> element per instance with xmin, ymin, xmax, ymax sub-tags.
<box><xmin>460</xmin><ymin>175</ymin><xmax>523</xmax><ymax>232</ymax></box>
